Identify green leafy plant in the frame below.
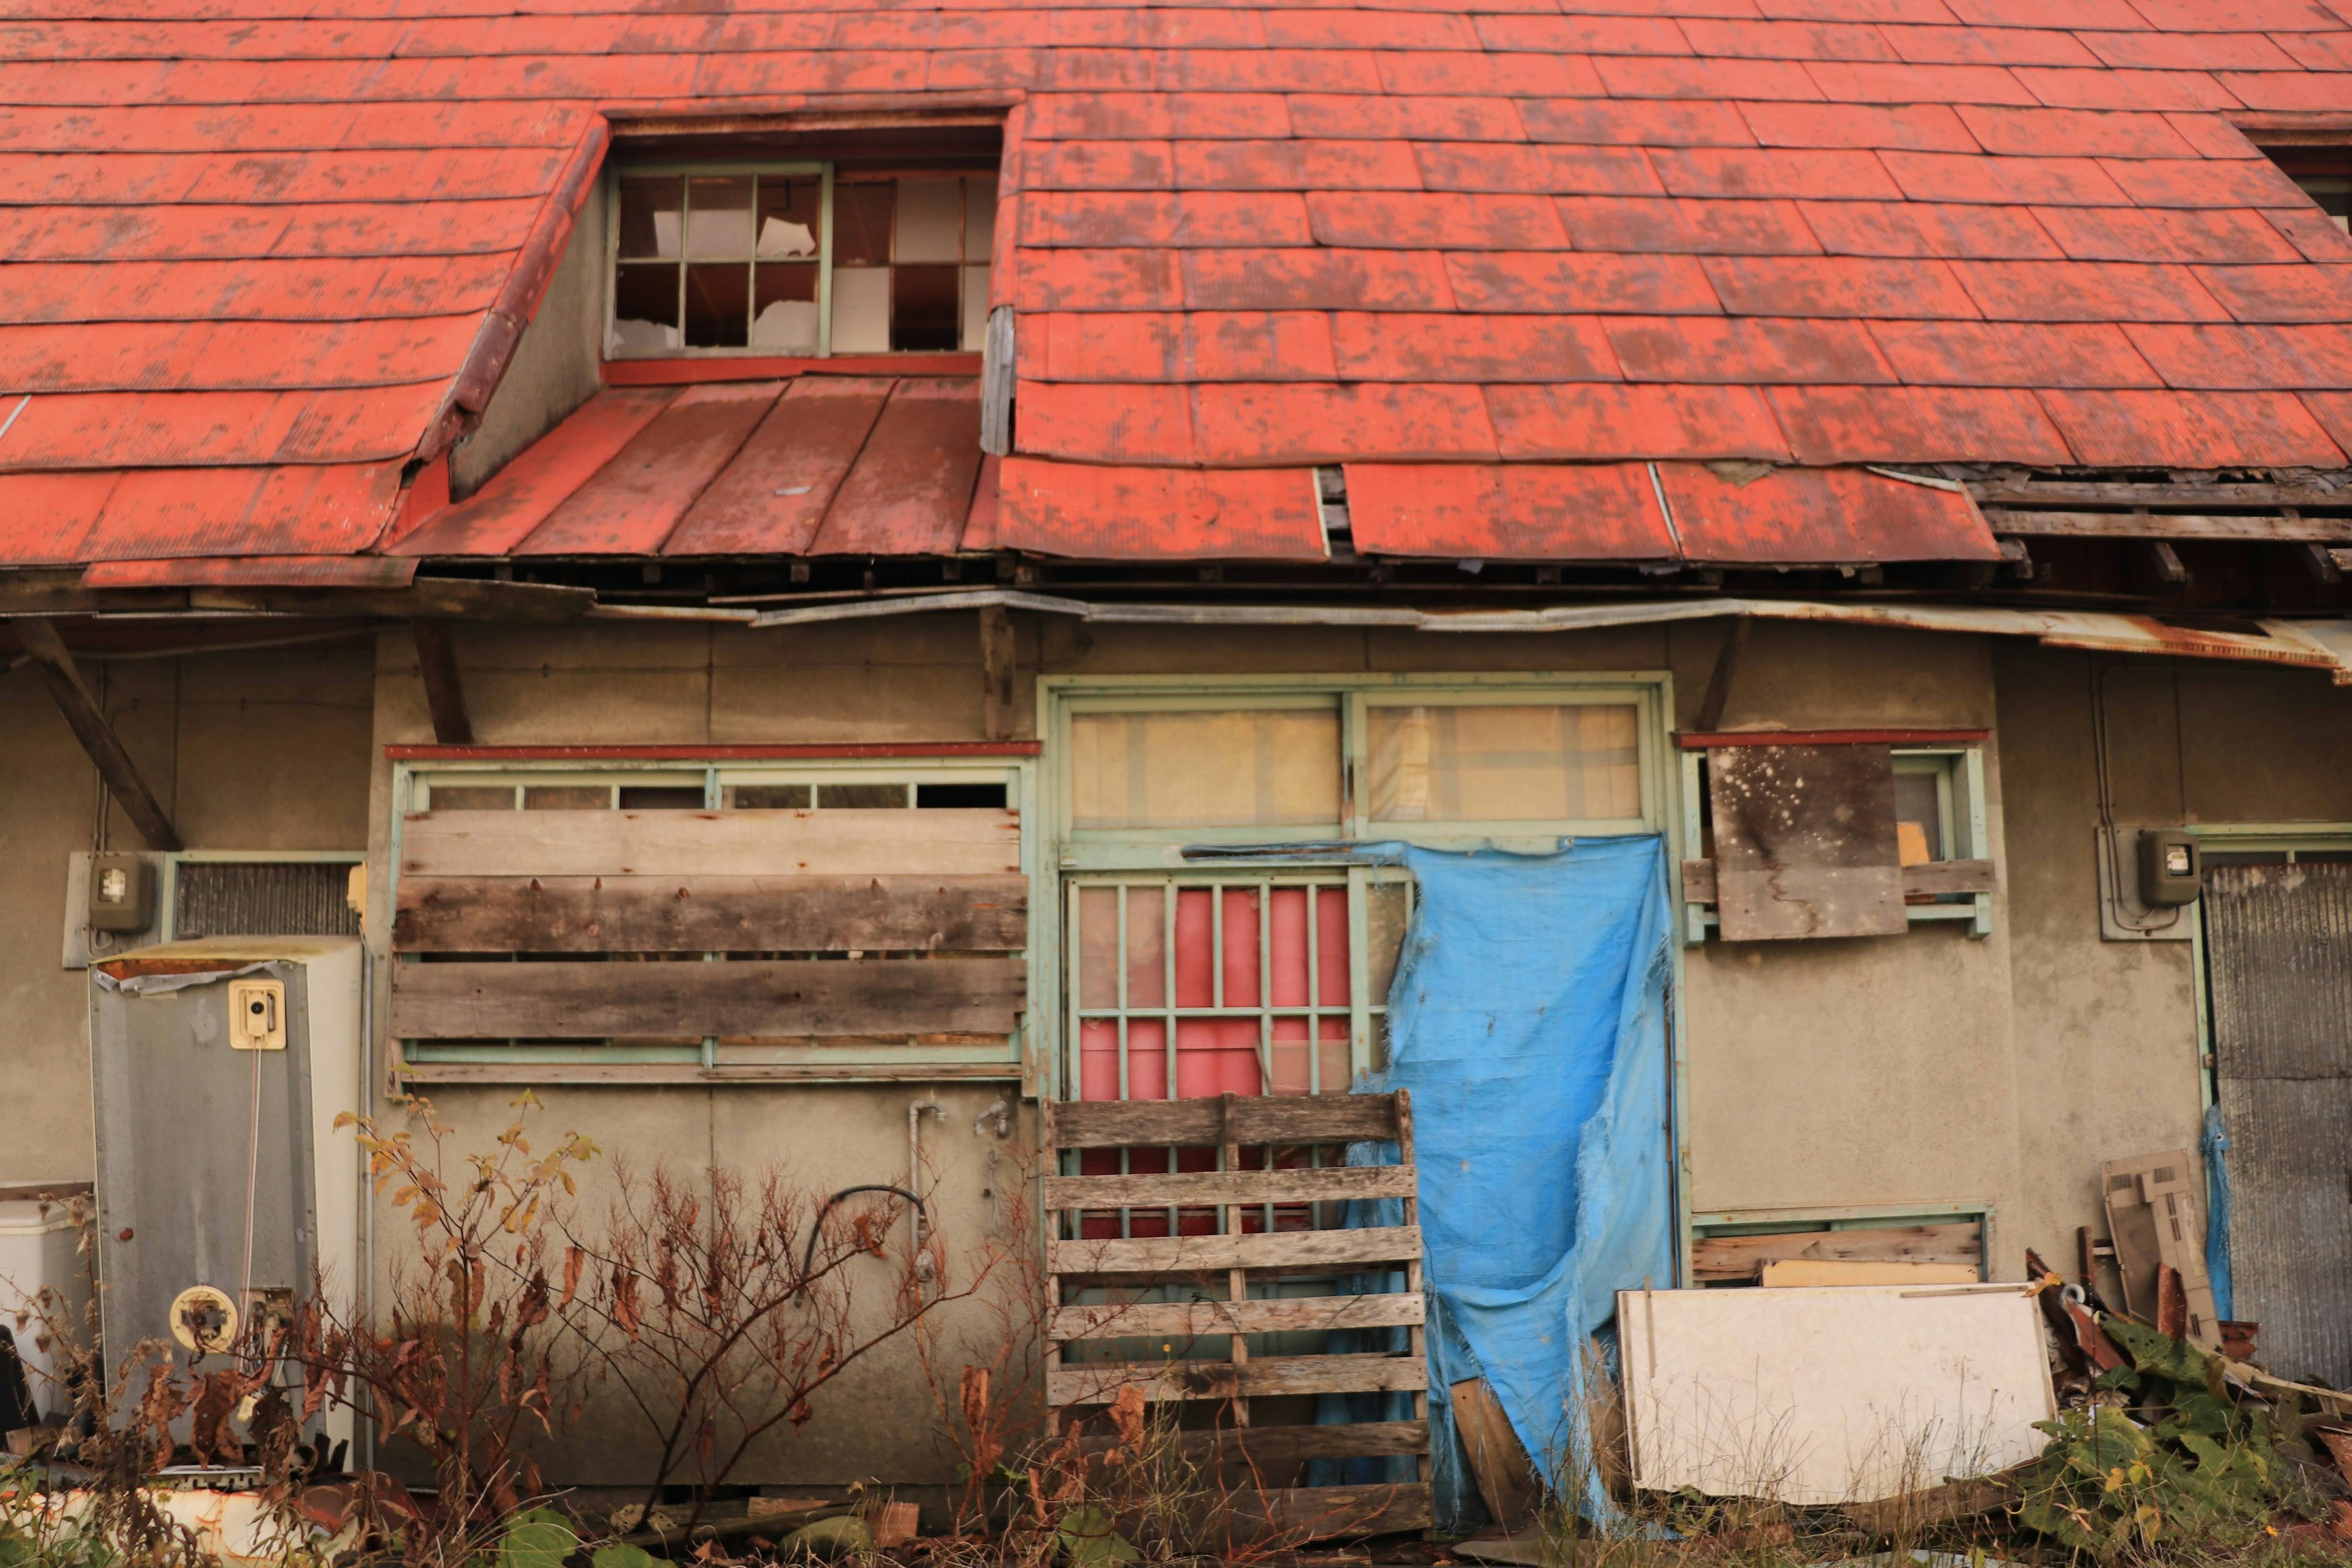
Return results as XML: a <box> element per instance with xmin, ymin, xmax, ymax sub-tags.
<box><xmin>2016</xmin><ymin>1317</ymin><xmax>2308</xmax><ymax>1561</ymax></box>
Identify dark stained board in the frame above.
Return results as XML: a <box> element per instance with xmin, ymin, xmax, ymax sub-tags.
<box><xmin>1708</xmin><ymin>742</ymin><xmax>1905</xmax><ymax>941</ymax></box>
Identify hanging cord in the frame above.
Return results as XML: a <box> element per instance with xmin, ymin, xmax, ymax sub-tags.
<box><xmin>800</xmin><ymin>1185</ymin><xmax>926</xmax><ymax>1279</ymax></box>
<box><xmin>236</xmin><ymin>1041</ymin><xmax>264</xmax><ymax>1371</ymax></box>
<box><xmin>2092</xmin><ymin>660</ymin><xmax>2181</xmax><ymax>934</ymax></box>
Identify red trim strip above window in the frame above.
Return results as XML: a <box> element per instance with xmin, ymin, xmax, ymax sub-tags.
<box><xmin>1676</xmin><ymin>728</ymin><xmax>1988</xmax><ymax>750</ymax></box>
<box><xmin>604</xmin><ymin>354</ymin><xmax>984</xmax><ymax>386</ymax></box>
<box><xmin>385</xmin><ymin>741</ymin><xmax>1040</xmax><ymax>761</ymax></box>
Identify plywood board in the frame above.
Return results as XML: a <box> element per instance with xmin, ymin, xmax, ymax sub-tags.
<box><xmin>2101</xmin><ymin>1149</ymin><xmax>2220</xmax><ymax>1349</ymax></box>
<box><xmin>1759</xmin><ymin>1260</ymin><xmax>1983</xmax><ymax>1287</ymax></box>
<box><xmin>1619</xmin><ymin>1286</ymin><xmax>2054</xmax><ymax>1505</ymax></box>
<box><xmin>1708</xmin><ymin>744</ymin><xmax>1904</xmax><ymax>941</ymax></box>
<box><xmin>388</xmin><ymin>956</ymin><xmax>1023</xmax><ymax>1039</ymax></box>
<box><xmin>399</xmin><ymin>808</ymin><xmax>1021</xmax><ymax>878</ymax></box>
<box><xmin>1691</xmin><ymin>1222</ymin><xmax>1982</xmax><ymax>1281</ymax></box>
<box><xmin>392</xmin><ymin>873</ymin><xmax>1027</xmax><ymax>953</ymax></box>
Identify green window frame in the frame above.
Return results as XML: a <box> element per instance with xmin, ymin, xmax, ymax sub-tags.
<box><xmin>1677</xmin><ymin>742</ymin><xmax>1994</xmax><ymax>944</ymax></box>
<box><xmin>1039</xmin><ymin>673</ymin><xmax>1676</xmax><ymax>1102</ymax></box>
<box><xmin>605</xmin><ymin>162</ymin><xmax>998</xmax><ymax>359</ymax></box>
<box><xmin>386</xmin><ymin>756</ymin><xmax>1039</xmax><ymax>1082</ymax></box>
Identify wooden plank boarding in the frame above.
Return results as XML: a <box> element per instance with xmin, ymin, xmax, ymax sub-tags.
<box><xmin>400</xmin><ymin>807</ymin><xmax>1022</xmax><ymax>878</ymax></box>
<box><xmin>1050</xmin><ymin>1224</ymin><xmax>1423</xmax><ymax>1278</ymax></box>
<box><xmin>1049</xmin><ymin>1352</ymin><xmax>1430</xmax><ymax>1405</ymax></box>
<box><xmin>389</xmin><ymin>956</ymin><xmax>1024</xmax><ymax>1039</ymax></box>
<box><xmin>393</xmin><ymin>873</ymin><xmax>1028</xmax><ymax>953</ymax></box>
<box><xmin>1043</xmin><ymin>1165</ymin><xmax>1415</xmax><ymax>1211</ymax></box>
<box><xmin>1044</xmin><ymin>1090</ymin><xmax>1432</xmax><ymax>1541</ymax></box>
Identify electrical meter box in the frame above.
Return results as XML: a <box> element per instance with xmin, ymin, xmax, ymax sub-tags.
<box><xmin>2138</xmin><ymin>829</ymin><xmax>2203</xmax><ymax>907</ymax></box>
<box><xmin>88</xmin><ymin>938</ymin><xmax>363</xmax><ymax>1459</ymax></box>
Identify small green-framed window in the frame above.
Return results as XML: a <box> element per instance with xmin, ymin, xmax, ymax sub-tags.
<box><xmin>607</xmin><ymin>164</ymin><xmax>997</xmax><ymax>358</ymax></box>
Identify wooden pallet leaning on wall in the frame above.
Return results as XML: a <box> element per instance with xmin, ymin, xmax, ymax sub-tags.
<box><xmin>387</xmin><ymin>806</ymin><xmax>1025</xmax><ymax>1082</ymax></box>
<box><xmin>1043</xmin><ymin>1090</ymin><xmax>1431</xmax><ymax>1543</ymax></box>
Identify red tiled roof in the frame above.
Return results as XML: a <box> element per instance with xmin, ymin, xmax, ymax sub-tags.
<box><xmin>2</xmin><ymin>1</ymin><xmax>2351</xmax><ymax>568</ymax></box>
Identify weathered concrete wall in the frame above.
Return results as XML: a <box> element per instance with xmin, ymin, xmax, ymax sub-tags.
<box><xmin>0</xmin><ymin>641</ymin><xmax>375</xmax><ymax>1183</ymax></box>
<box><xmin>448</xmin><ymin>191</ymin><xmax>606</xmax><ymax>500</ymax></box>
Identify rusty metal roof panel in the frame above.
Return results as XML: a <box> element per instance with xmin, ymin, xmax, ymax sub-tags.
<box><xmin>1344</xmin><ymin>462</ymin><xmax>1676</xmax><ymax>560</ymax></box>
<box><xmin>1662</xmin><ymin>463</ymin><xmax>2002</xmax><ymax>565</ymax></box>
<box><xmin>803</xmin><ymin>379</ymin><xmax>983</xmax><ymax>559</ymax></box>
<box><xmin>9</xmin><ymin>2</ymin><xmax>2352</xmax><ymax>567</ymax></box>
<box><xmin>388</xmin><ymin>385</ymin><xmax>674</xmax><ymax>557</ymax></box>
<box><xmin>663</xmin><ymin>377</ymin><xmax>891</xmax><ymax>559</ymax></box>
<box><xmin>513</xmin><ymin>381</ymin><xmax>778</xmax><ymax>557</ymax></box>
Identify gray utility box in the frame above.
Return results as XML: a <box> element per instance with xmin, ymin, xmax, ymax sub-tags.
<box><xmin>89</xmin><ymin>938</ymin><xmax>363</xmax><ymax>1457</ymax></box>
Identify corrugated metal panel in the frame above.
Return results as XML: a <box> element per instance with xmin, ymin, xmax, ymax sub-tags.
<box><xmin>175</xmin><ymin>861</ymin><xmax>361</xmax><ymax>941</ymax></box>
<box><xmin>2203</xmin><ymin>862</ymin><xmax>2352</xmax><ymax>1389</ymax></box>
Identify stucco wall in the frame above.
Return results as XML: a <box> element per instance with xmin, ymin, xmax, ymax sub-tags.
<box><xmin>0</xmin><ymin>643</ymin><xmax>375</xmax><ymax>1183</ymax></box>
<box><xmin>8</xmin><ymin>611</ymin><xmax>2348</xmax><ymax>1485</ymax></box>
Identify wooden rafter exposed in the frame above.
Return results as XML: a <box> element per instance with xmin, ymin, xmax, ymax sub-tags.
<box><xmin>13</xmin><ymin>617</ymin><xmax>182</xmax><ymax>851</ymax></box>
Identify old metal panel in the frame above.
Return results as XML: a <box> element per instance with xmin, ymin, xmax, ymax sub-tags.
<box><xmin>1708</xmin><ymin>742</ymin><xmax>1905</xmax><ymax>941</ymax></box>
<box><xmin>391</xmin><ymin>872</ymin><xmax>1028</xmax><ymax>953</ymax></box>
<box><xmin>80</xmin><ymin>553</ymin><xmax>418</xmax><ymax>587</ymax></box>
<box><xmin>1343</xmin><ymin>462</ymin><xmax>1676</xmax><ymax>560</ymax></box>
<box><xmin>514</xmin><ymin>380</ymin><xmax>778</xmax><ymax>556</ymax></box>
<box><xmin>806</xmin><ymin>377</ymin><xmax>985</xmax><ymax>557</ymax></box>
<box><xmin>176</xmin><ymin>861</ymin><xmax>361</xmax><ymax>941</ymax></box>
<box><xmin>662</xmin><ymin>376</ymin><xmax>891</xmax><ymax>557</ymax></box>
<box><xmin>398</xmin><ymin>806</ymin><xmax>1023</xmax><ymax>879</ymax></box>
<box><xmin>2203</xmin><ymin>862</ymin><xmax>2352</xmax><ymax>1388</ymax></box>
<box><xmin>386</xmin><ymin>954</ymin><xmax>1025</xmax><ymax>1039</ymax></box>
<box><xmin>1662</xmin><ymin>464</ymin><xmax>2002</xmax><ymax>565</ymax></box>
<box><xmin>63</xmin><ymin>461</ymin><xmax>406</xmax><ymax>562</ymax></box>
<box><xmin>390</xmin><ymin>385</ymin><xmax>675</xmax><ymax>557</ymax></box>
<box><xmin>996</xmin><ymin>457</ymin><xmax>1324</xmax><ymax>560</ymax></box>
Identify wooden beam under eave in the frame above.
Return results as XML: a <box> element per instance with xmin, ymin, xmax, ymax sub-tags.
<box><xmin>409</xmin><ymin>620</ymin><xmax>473</xmax><ymax>745</ymax></box>
<box><xmin>978</xmin><ymin>604</ymin><xmax>1017</xmax><ymax>741</ymax></box>
<box><xmin>13</xmin><ymin>617</ymin><xmax>182</xmax><ymax>851</ymax></box>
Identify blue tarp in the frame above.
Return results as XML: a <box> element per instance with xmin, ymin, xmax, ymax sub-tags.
<box><xmin>1361</xmin><ymin>837</ymin><xmax>1677</xmax><ymax>1526</ymax></box>
<box><xmin>2203</xmin><ymin>1104</ymin><xmax>2234</xmax><ymax>1321</ymax></box>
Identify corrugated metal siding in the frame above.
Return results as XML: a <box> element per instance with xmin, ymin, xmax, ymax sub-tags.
<box><xmin>175</xmin><ymin>861</ymin><xmax>360</xmax><ymax>941</ymax></box>
<box><xmin>2203</xmin><ymin>863</ymin><xmax>2352</xmax><ymax>1389</ymax></box>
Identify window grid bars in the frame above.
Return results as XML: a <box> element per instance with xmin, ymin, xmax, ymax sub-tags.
<box><xmin>1069</xmin><ymin>874</ymin><xmax>1393</xmax><ymax>1240</ymax></box>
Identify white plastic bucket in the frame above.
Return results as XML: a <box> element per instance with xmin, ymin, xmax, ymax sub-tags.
<box><xmin>0</xmin><ymin>1197</ymin><xmax>92</xmax><ymax>1419</ymax></box>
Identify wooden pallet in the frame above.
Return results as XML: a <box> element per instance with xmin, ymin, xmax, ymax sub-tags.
<box><xmin>1042</xmin><ymin>1090</ymin><xmax>1431</xmax><ymax>1541</ymax></box>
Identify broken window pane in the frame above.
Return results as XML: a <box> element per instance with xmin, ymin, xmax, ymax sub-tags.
<box><xmin>1368</xmin><ymin>703</ymin><xmax>1640</xmax><ymax>823</ymax></box>
<box><xmin>960</xmin><ymin>265</ymin><xmax>992</xmax><ymax>352</ymax></box>
<box><xmin>685</xmin><ymin>175</ymin><xmax>754</xmax><ymax>258</ymax></box>
<box><xmin>725</xmin><ymin>783</ymin><xmax>813</xmax><ymax>809</ymax></box>
<box><xmin>426</xmin><ymin>785</ymin><xmax>516</xmax><ymax>810</ymax></box>
<box><xmin>834</xmin><ymin>181</ymin><xmax>894</xmax><ymax>266</ymax></box>
<box><xmin>751</xmin><ymin>262</ymin><xmax>820</xmax><ymax>352</ymax></box>
<box><xmin>964</xmin><ymin>176</ymin><xmax>998</xmax><ymax>258</ymax></box>
<box><xmin>817</xmin><ymin>782</ymin><xmax>910</xmax><ymax>809</ymax></box>
<box><xmin>1893</xmin><ymin>767</ymin><xmax>1945</xmax><ymax>864</ymax></box>
<box><xmin>895</xmin><ymin>178</ymin><xmax>962</xmax><ymax>263</ymax></box>
<box><xmin>617</xmin><ymin>786</ymin><xmax>706</xmax><ymax>810</ymax></box>
<box><xmin>612</xmin><ymin>263</ymin><xmax>681</xmax><ymax>354</ymax></box>
<box><xmin>684</xmin><ymin>262</ymin><xmax>750</xmax><ymax>348</ymax></box>
<box><xmin>523</xmin><ymin>786</ymin><xmax>611</xmax><ymax>810</ymax></box>
<box><xmin>755</xmin><ymin>175</ymin><xmax>821</xmax><ymax>259</ymax></box>
<box><xmin>617</xmin><ymin>175</ymin><xmax>682</xmax><ymax>259</ymax></box>
<box><xmin>829</xmin><ymin>266</ymin><xmax>890</xmax><ymax>353</ymax></box>
<box><xmin>1070</xmin><ymin>709</ymin><xmax>1343</xmax><ymax>829</ymax></box>
<box><xmin>891</xmin><ymin>263</ymin><xmax>960</xmax><ymax>351</ymax></box>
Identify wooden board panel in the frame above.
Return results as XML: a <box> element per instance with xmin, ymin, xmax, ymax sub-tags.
<box><xmin>1759</xmin><ymin>1260</ymin><xmax>1981</xmax><ymax>1287</ymax></box>
<box><xmin>389</xmin><ymin>956</ymin><xmax>1024</xmax><ymax>1039</ymax></box>
<box><xmin>1981</xmin><ymin>509</ymin><xmax>2352</xmax><ymax>542</ymax></box>
<box><xmin>1049</xmin><ymin>1352</ymin><xmax>1427</xmax><ymax>1405</ymax></box>
<box><xmin>1050</xmin><ymin>1224</ymin><xmax>1423</xmax><ymax>1278</ymax></box>
<box><xmin>399</xmin><ymin>809</ymin><xmax>1021</xmax><ymax>879</ymax></box>
<box><xmin>1683</xmin><ymin>859</ymin><xmax>1994</xmax><ymax>905</ymax></box>
<box><xmin>1044</xmin><ymin>1166</ymin><xmax>1416</xmax><ymax>1212</ymax></box>
<box><xmin>1261</xmin><ymin>1481</ymin><xmax>1434</xmax><ymax>1539</ymax></box>
<box><xmin>1050</xmin><ymin>1291</ymin><xmax>1424</xmax><ymax>1342</ymax></box>
<box><xmin>393</xmin><ymin>873</ymin><xmax>1027</xmax><ymax>953</ymax></box>
<box><xmin>1072</xmin><ymin>1421</ymin><xmax>1430</xmax><ymax>1468</ymax></box>
<box><xmin>1690</xmin><ymin>1221</ymin><xmax>1983</xmax><ymax>1282</ymax></box>
<box><xmin>1049</xmin><ymin>1095</ymin><xmax>1400</xmax><ymax>1149</ymax></box>
<box><xmin>1709</xmin><ymin>744</ymin><xmax>1904</xmax><ymax>941</ymax></box>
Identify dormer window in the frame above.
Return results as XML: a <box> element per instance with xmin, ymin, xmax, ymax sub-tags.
<box><xmin>608</xmin><ymin>164</ymin><xmax>995</xmax><ymax>358</ymax></box>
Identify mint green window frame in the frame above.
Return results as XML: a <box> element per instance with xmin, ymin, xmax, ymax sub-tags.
<box><xmin>387</xmin><ymin>757</ymin><xmax>1039</xmax><ymax>1081</ymax></box>
<box><xmin>1038</xmin><ymin>673</ymin><xmax>1676</xmax><ymax>1102</ymax></box>
<box><xmin>1677</xmin><ymin>742</ymin><xmax>1994</xmax><ymax>944</ymax></box>
<box><xmin>606</xmin><ymin>161</ymin><xmax>834</xmax><ymax>358</ymax></box>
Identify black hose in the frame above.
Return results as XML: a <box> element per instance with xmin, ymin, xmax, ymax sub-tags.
<box><xmin>802</xmin><ymin>1185</ymin><xmax>926</xmax><ymax>1278</ymax></box>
